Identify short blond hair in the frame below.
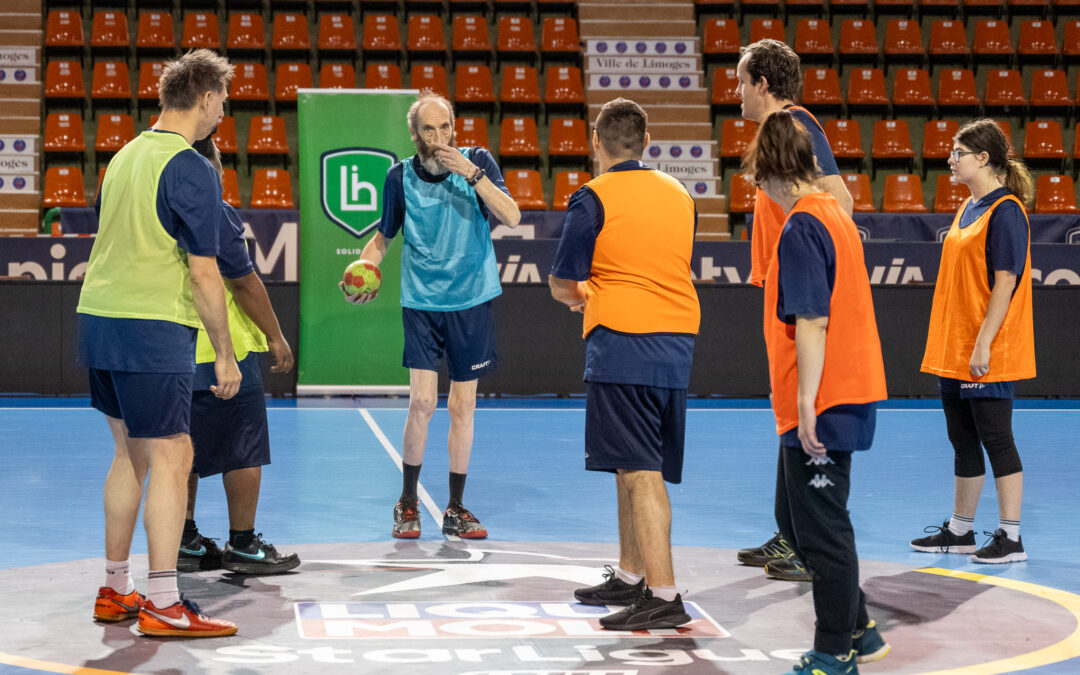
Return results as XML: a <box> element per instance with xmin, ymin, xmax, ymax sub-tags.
<box><xmin>159</xmin><ymin>49</ymin><xmax>234</xmax><ymax>111</ymax></box>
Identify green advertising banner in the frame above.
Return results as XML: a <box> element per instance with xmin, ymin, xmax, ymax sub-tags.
<box><xmin>297</xmin><ymin>89</ymin><xmax>418</xmax><ymax>393</ymax></box>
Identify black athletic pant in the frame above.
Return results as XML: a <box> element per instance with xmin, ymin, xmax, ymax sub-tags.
<box><xmin>775</xmin><ymin>444</ymin><xmax>870</xmax><ymax>656</ymax></box>
<box><xmin>941</xmin><ymin>395</ymin><xmax>1023</xmax><ymax>479</ymax></box>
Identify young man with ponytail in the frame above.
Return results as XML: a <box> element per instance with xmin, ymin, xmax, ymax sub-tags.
<box><xmin>913</xmin><ymin>118</ymin><xmax>1036</xmax><ymax>564</ymax></box>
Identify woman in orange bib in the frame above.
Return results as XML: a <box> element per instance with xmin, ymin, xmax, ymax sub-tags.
<box><xmin>743</xmin><ymin>111</ymin><xmax>889</xmax><ymax>675</ymax></box>
<box><xmin>912</xmin><ymin>119</ymin><xmax>1036</xmax><ymax>564</ymax></box>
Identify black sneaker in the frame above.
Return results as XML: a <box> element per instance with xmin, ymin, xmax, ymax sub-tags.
<box><xmin>442</xmin><ymin>504</ymin><xmax>488</xmax><ymax>539</ymax></box>
<box><xmin>599</xmin><ymin>586</ymin><xmax>692</xmax><ymax>631</ymax></box>
<box><xmin>393</xmin><ymin>499</ymin><xmax>421</xmax><ymax>539</ymax></box>
<box><xmin>221</xmin><ymin>533</ymin><xmax>301</xmax><ymax>574</ymax></box>
<box><xmin>574</xmin><ymin>565</ymin><xmax>645</xmax><ymax>606</ymax></box>
<box><xmin>764</xmin><ymin>555</ymin><xmax>812</xmax><ymax>582</ymax></box>
<box><xmin>177</xmin><ymin>531</ymin><xmax>222</xmax><ymax>572</ymax></box>
<box><xmin>910</xmin><ymin>521</ymin><xmax>976</xmax><ymax>554</ymax></box>
<box><xmin>737</xmin><ymin>531</ymin><xmax>796</xmax><ymax>566</ymax></box>
<box><xmin>971</xmin><ymin>529</ymin><xmax>1027</xmax><ymax>564</ymax></box>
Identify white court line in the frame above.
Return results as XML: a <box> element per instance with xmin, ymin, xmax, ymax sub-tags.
<box><xmin>357</xmin><ymin>408</ymin><xmax>459</xmax><ymax>541</ymax></box>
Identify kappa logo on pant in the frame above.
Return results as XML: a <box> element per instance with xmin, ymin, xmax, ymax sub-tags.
<box><xmin>805</xmin><ymin>455</ymin><xmax>835</xmax><ymax>466</ymax></box>
<box><xmin>808</xmin><ymin>473</ymin><xmax>836</xmax><ymax>489</ymax></box>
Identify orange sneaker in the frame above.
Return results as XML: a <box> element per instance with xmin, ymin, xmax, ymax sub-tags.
<box><xmin>137</xmin><ymin>596</ymin><xmax>238</xmax><ymax>637</ymax></box>
<box><xmin>93</xmin><ymin>586</ymin><xmax>144</xmax><ymax>622</ymax></box>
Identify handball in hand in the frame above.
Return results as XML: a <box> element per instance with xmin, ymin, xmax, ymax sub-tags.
<box><xmin>343</xmin><ymin>259</ymin><xmax>382</xmax><ymax>295</ymax></box>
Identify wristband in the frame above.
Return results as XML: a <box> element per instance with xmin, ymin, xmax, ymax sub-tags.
<box><xmin>466</xmin><ymin>167</ymin><xmax>486</xmax><ymax>186</ymax></box>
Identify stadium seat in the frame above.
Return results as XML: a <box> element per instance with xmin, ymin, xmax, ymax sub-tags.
<box><xmin>1065</xmin><ymin>21</ymin><xmax>1080</xmax><ymax>64</ymax></box>
<box><xmin>91</xmin><ymin>62</ymin><xmax>132</xmax><ymax>115</ymax></box>
<box><xmin>712</xmin><ymin>67</ymin><xmax>740</xmax><ymax>112</ymax></box>
<box><xmin>248</xmin><ymin>115</ymin><xmax>290</xmax><ymax>159</ymax></box>
<box><xmin>801</xmin><ymin>68</ymin><xmax>842</xmax><ymax>113</ymax></box>
<box><xmin>937</xmin><ymin>68</ymin><xmax>979</xmax><ymax>113</ymax></box>
<box><xmin>847</xmin><ymin>68</ymin><xmax>888</xmax><ymax>113</ymax></box>
<box><xmin>497</xmin><ymin>16</ymin><xmax>536</xmax><ymax>68</ymax></box>
<box><xmin>229</xmin><ymin>63</ymin><xmax>270</xmax><ymax>107</ymax></box>
<box><xmin>45</xmin><ymin>61</ymin><xmax>86</xmax><ymax>105</ymax></box>
<box><xmin>136</xmin><ymin>12</ymin><xmax>175</xmax><ymax>54</ymax></box>
<box><xmin>749</xmin><ymin>19</ymin><xmax>785</xmax><ymax>44</ymax></box>
<box><xmin>892</xmin><ymin>68</ymin><xmax>934</xmax><ymax>111</ymax></box>
<box><xmin>454</xmin><ymin>117</ymin><xmax>489</xmax><ymax>148</ymax></box>
<box><xmin>1034</xmin><ymin>175</ymin><xmax>1078</xmax><ymax>213</ymax></box>
<box><xmin>214</xmin><ymin>116</ymin><xmax>239</xmax><ymax>158</ymax></box>
<box><xmin>181</xmin><ymin>13</ymin><xmax>221</xmax><ymax>50</ymax></box>
<box><xmin>838</xmin><ymin>20</ymin><xmax>879</xmax><ymax>70</ymax></box>
<box><xmin>412</xmin><ymin>64</ymin><xmax>450</xmax><ymax>98</ymax></box>
<box><xmin>1018</xmin><ymin>21</ymin><xmax>1058</xmax><ymax>64</ymax></box>
<box><xmin>881</xmin><ymin>174</ymin><xmax>928</xmax><ymax>212</ymax></box>
<box><xmin>407</xmin><ymin>15</ymin><xmax>447</xmax><ymax>65</ymax></box>
<box><xmin>933</xmin><ymin>174</ymin><xmax>969</xmax><ymax>212</ymax></box>
<box><xmin>45</xmin><ymin>11</ymin><xmax>85</xmax><ymax>52</ymax></box>
<box><xmin>227</xmin><ymin>13</ymin><xmax>266</xmax><ymax>54</ymax></box>
<box><xmin>795</xmin><ymin>19</ymin><xmax>833</xmax><ymax>65</ymax></box>
<box><xmin>90</xmin><ymin>11</ymin><xmax>129</xmax><ymax>52</ymax></box>
<box><xmin>503</xmin><ymin>169</ymin><xmax>547</xmax><ymax>210</ymax></box>
<box><xmin>1006</xmin><ymin>0</ymin><xmax>1045</xmax><ymax>14</ymax></box>
<box><xmin>1029</xmin><ymin>70</ymin><xmax>1071</xmax><ymax>117</ymax></box>
<box><xmin>843</xmin><ymin>174</ymin><xmax>876</xmax><ymax>212</ymax></box>
<box><xmin>365</xmin><ymin>63</ymin><xmax>402</xmax><ymax>89</ymax></box>
<box><xmin>363</xmin><ymin>15</ymin><xmax>402</xmax><ymax>60</ymax></box>
<box><xmin>540</xmin><ymin>17</ymin><xmax>579</xmax><ymax>68</ymax></box>
<box><xmin>250</xmin><ymin>169</ymin><xmax>294</xmax><ymax>209</ymax></box>
<box><xmin>452</xmin><ymin>16</ymin><xmax>491</xmax><ymax>66</ymax></box>
<box><xmin>318</xmin><ymin>15</ymin><xmax>357</xmax><ymax>61</ymax></box>
<box><xmin>1023</xmin><ymin>120</ymin><xmax>1065</xmax><ymax>172</ymax></box>
<box><xmin>996</xmin><ymin>119</ymin><xmax>1014</xmax><ymax>149</ymax></box>
<box><xmin>544</xmin><ymin>66</ymin><xmax>584</xmax><ymax>113</ymax></box>
<box><xmin>222</xmin><ymin>168</ymin><xmax>242</xmax><ymax>209</ymax></box>
<box><xmin>320</xmin><ymin>62</ymin><xmax>357</xmax><ymax>89</ymax></box>
<box><xmin>884</xmin><ymin>19</ymin><xmax>924</xmax><ymax>68</ymax></box>
<box><xmin>928</xmin><ymin>20</ymin><xmax>969</xmax><ymax>70</ymax></box>
<box><xmin>272</xmin><ymin>14</ymin><xmax>311</xmax><ymax>64</ymax></box>
<box><xmin>720</xmin><ymin>119</ymin><xmax>758</xmax><ymax>176</ymax></box>
<box><xmin>824</xmin><ymin>119</ymin><xmax>864</xmax><ymax>168</ymax></box>
<box><xmin>871</xmin><ymin>120</ymin><xmax>915</xmax><ymax>178</ymax></box>
<box><xmin>43</xmin><ymin>167</ymin><xmax>88</xmax><ymax>208</ymax></box>
<box><xmin>275</xmin><ymin>63</ymin><xmax>313</xmax><ymax>103</ymax></box>
<box><xmin>1054</xmin><ymin>0</ymin><xmax>1080</xmax><ymax>15</ymax></box>
<box><xmin>972</xmin><ymin>20</ymin><xmax>1013</xmax><ymax>68</ymax></box>
<box><xmin>983</xmin><ymin>69</ymin><xmax>1027</xmax><ymax>115</ymax></box>
<box><xmin>548</xmin><ymin>118</ymin><xmax>589</xmax><ymax>162</ymax></box>
<box><xmin>95</xmin><ymin>113</ymin><xmax>135</xmax><ymax>155</ymax></box>
<box><xmin>729</xmin><ymin>174</ymin><xmax>757</xmax><ymax>213</ymax></box>
<box><xmin>44</xmin><ymin>113</ymin><xmax>86</xmax><ymax>154</ymax></box>
<box><xmin>704</xmin><ymin>19</ymin><xmax>740</xmax><ymax>61</ymax></box>
<box><xmin>136</xmin><ymin>62</ymin><xmax>165</xmax><ymax>106</ymax></box>
<box><xmin>553</xmin><ymin>171</ymin><xmax>591</xmax><ymax>210</ymax></box>
<box><xmin>499</xmin><ymin>117</ymin><xmax>541</xmax><ymax>160</ymax></box>
<box><xmin>454</xmin><ymin>65</ymin><xmax>496</xmax><ymax>116</ymax></box>
<box><xmin>500</xmin><ymin>65</ymin><xmax>541</xmax><ymax>110</ymax></box>
<box><xmin>922</xmin><ymin>119</ymin><xmax>960</xmax><ymax>175</ymax></box>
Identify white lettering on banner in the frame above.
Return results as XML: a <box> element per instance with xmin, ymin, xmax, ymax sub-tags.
<box><xmin>0</xmin><ymin>157</ymin><xmax>34</xmax><ymax>172</ymax></box>
<box><xmin>6</xmin><ymin>243</ymin><xmax>87</xmax><ymax>281</ymax></box>
<box><xmin>491</xmin><ymin>224</ymin><xmax>536</xmax><ymax>240</ymax></box>
<box><xmin>0</xmin><ymin>48</ymin><xmax>35</xmax><ymax>66</ymax></box>
<box><xmin>1033</xmin><ymin>268</ymin><xmax>1080</xmax><ymax>285</ymax></box>
<box><xmin>340</xmin><ymin>165</ymin><xmax>377</xmax><ymax>212</ymax></box>
<box><xmin>246</xmin><ymin>220</ymin><xmax>298</xmax><ymax>281</ymax></box>
<box><xmin>587</xmin><ymin>56</ymin><xmax>698</xmax><ymax>73</ymax></box>
<box><xmin>869</xmin><ymin>258</ymin><xmax>924</xmax><ymax>285</ymax></box>
<box><xmin>698</xmin><ymin>257</ymin><xmax>743</xmax><ymax>284</ymax></box>
<box><xmin>498</xmin><ymin>255</ymin><xmax>542</xmax><ymax>283</ymax></box>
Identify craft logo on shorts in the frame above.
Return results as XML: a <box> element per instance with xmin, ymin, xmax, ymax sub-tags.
<box><xmin>295</xmin><ymin>601</ymin><xmax>728</xmax><ymax>640</ymax></box>
<box><xmin>320</xmin><ymin>147</ymin><xmax>397</xmax><ymax>239</ymax></box>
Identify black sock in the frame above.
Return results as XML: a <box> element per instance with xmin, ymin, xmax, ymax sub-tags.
<box><xmin>229</xmin><ymin>529</ymin><xmax>255</xmax><ymax>549</ymax></box>
<box><xmin>401</xmin><ymin>462</ymin><xmax>422</xmax><ymax>502</ymax></box>
<box><xmin>183</xmin><ymin>518</ymin><xmax>199</xmax><ymax>540</ymax></box>
<box><xmin>449</xmin><ymin>472</ymin><xmax>467</xmax><ymax>507</ymax></box>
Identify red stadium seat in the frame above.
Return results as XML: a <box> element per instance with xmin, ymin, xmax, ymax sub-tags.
<box><xmin>499</xmin><ymin>117</ymin><xmax>541</xmax><ymax>159</ymax></box>
<box><xmin>45</xmin><ymin>60</ymin><xmax>85</xmax><ymax>101</ymax></box>
<box><xmin>454</xmin><ymin>65</ymin><xmax>496</xmax><ymax>115</ymax></box>
<box><xmin>454</xmin><ymin>117</ymin><xmax>489</xmax><ymax>148</ymax></box>
<box><xmin>407</xmin><ymin>15</ymin><xmax>447</xmax><ymax>63</ymax></box>
<box><xmin>247</xmin><ymin>115</ymin><xmax>290</xmax><ymax>157</ymax></box>
<box><xmin>90</xmin><ymin>11</ymin><xmax>129</xmax><ymax>50</ymax></box>
<box><xmin>712</xmin><ymin>67</ymin><xmax>740</xmax><ymax>112</ymax></box>
<box><xmin>1029</xmin><ymin>70</ymin><xmax>1071</xmax><ymax>117</ymax></box>
<box><xmin>548</xmin><ymin>118</ymin><xmax>589</xmax><ymax>159</ymax></box>
<box><xmin>892</xmin><ymin>68</ymin><xmax>934</xmax><ymax>110</ymax></box>
<box><xmin>44</xmin><ymin>113</ymin><xmax>86</xmax><ymax>154</ymax></box>
<box><xmin>91</xmin><ymin>62</ymin><xmax>132</xmax><ymax>114</ymax></box>
<box><xmin>275</xmin><ymin>63</ymin><xmax>313</xmax><ymax>103</ymax></box>
<box><xmin>884</xmin><ymin>19</ymin><xmax>924</xmax><ymax>67</ymax></box>
<box><xmin>136</xmin><ymin>12</ymin><xmax>175</xmax><ymax>53</ymax></box>
<box><xmin>729</xmin><ymin>174</ymin><xmax>757</xmax><ymax>213</ymax></box>
<box><xmin>272</xmin><ymin>14</ymin><xmax>311</xmax><ymax>53</ymax></box>
<box><xmin>553</xmin><ymin>171</ymin><xmax>591</xmax><ymax>210</ymax></box>
<box><xmin>318</xmin><ymin>15</ymin><xmax>357</xmax><ymax>56</ymax></box>
<box><xmin>720</xmin><ymin>119</ymin><xmax>758</xmax><ymax>176</ymax></box>
<box><xmin>540</xmin><ymin>17</ymin><xmax>579</xmax><ymax>68</ymax></box>
<box><xmin>871</xmin><ymin>119</ymin><xmax>915</xmax><ymax>178</ymax></box>
<box><xmin>320</xmin><ymin>63</ymin><xmax>357</xmax><ymax>89</ymax></box>
<box><xmin>214</xmin><ymin>116</ymin><xmax>239</xmax><ymax>157</ymax></box>
<box><xmin>1034</xmin><ymin>175</ymin><xmax>1078</xmax><ymax>213</ymax></box>
<box><xmin>363</xmin><ymin>15</ymin><xmax>402</xmax><ymax>59</ymax></box>
<box><xmin>250</xmin><ymin>169</ymin><xmax>295</xmax><ymax>209</ymax></box>
<box><xmin>500</xmin><ymin>65</ymin><xmax>541</xmax><ymax>108</ymax></box>
<box><xmin>222</xmin><ymin>168</ymin><xmax>242</xmax><ymax>209</ymax></box>
<box><xmin>983</xmin><ymin>69</ymin><xmax>1026</xmax><ymax>114</ymax></box>
<box><xmin>934</xmin><ymin>174</ymin><xmax>968</xmax><ymax>213</ymax></box>
<box><xmin>882</xmin><ymin>174</ymin><xmax>928</xmax><ymax>212</ymax></box>
<box><xmin>972</xmin><ymin>20</ymin><xmax>1013</xmax><ymax>66</ymax></box>
<box><xmin>1018</xmin><ymin>21</ymin><xmax>1058</xmax><ymax>64</ymax></box>
<box><xmin>452</xmin><ymin>16</ymin><xmax>491</xmax><ymax>65</ymax></box>
<box><xmin>1064</xmin><ymin>21</ymin><xmax>1080</xmax><ymax>64</ymax></box>
<box><xmin>824</xmin><ymin>119</ymin><xmax>864</xmax><ymax>167</ymax></box>
<box><xmin>227</xmin><ymin>13</ymin><xmax>266</xmax><ymax>53</ymax></box>
<box><xmin>843</xmin><ymin>174</ymin><xmax>877</xmax><ymax>212</ymax></box>
<box><xmin>95</xmin><ymin>113</ymin><xmax>135</xmax><ymax>154</ymax></box>
<box><xmin>45</xmin><ymin>11</ymin><xmax>84</xmax><ymax>50</ymax></box>
<box><xmin>181</xmin><ymin>13</ymin><xmax>220</xmax><ymax>50</ymax></box>
<box><xmin>704</xmin><ymin>19</ymin><xmax>740</xmax><ymax>61</ymax></box>
<box><xmin>43</xmin><ymin>167</ymin><xmax>88</xmax><ymax>208</ymax></box>
<box><xmin>412</xmin><ymin>64</ymin><xmax>450</xmax><ymax>98</ymax></box>
<box><xmin>801</xmin><ymin>68</ymin><xmax>842</xmax><ymax>112</ymax></box>
<box><xmin>504</xmin><ymin>169</ymin><xmax>547</xmax><ymax>210</ymax></box>
<box><xmin>922</xmin><ymin>119</ymin><xmax>960</xmax><ymax>174</ymax></box>
<box><xmin>795</xmin><ymin>19</ymin><xmax>833</xmax><ymax>64</ymax></box>
<box><xmin>497</xmin><ymin>16</ymin><xmax>536</xmax><ymax>67</ymax></box>
<box><xmin>749</xmin><ymin>19</ymin><xmax>785</xmax><ymax>44</ymax></box>
<box><xmin>847</xmin><ymin>68</ymin><xmax>888</xmax><ymax>112</ymax></box>
<box><xmin>937</xmin><ymin>68</ymin><xmax>979</xmax><ymax>112</ymax></box>
<box><xmin>928</xmin><ymin>20</ymin><xmax>969</xmax><ymax>69</ymax></box>
<box><xmin>838</xmin><ymin>20</ymin><xmax>879</xmax><ymax>68</ymax></box>
<box><xmin>136</xmin><ymin>62</ymin><xmax>165</xmax><ymax>103</ymax></box>
<box><xmin>229</xmin><ymin>63</ymin><xmax>270</xmax><ymax>106</ymax></box>
<box><xmin>1023</xmin><ymin>120</ymin><xmax>1065</xmax><ymax>172</ymax></box>
<box><xmin>365</xmin><ymin>63</ymin><xmax>402</xmax><ymax>89</ymax></box>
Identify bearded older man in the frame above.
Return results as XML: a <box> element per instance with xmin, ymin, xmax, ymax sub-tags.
<box><xmin>341</xmin><ymin>91</ymin><xmax>520</xmax><ymax>539</ymax></box>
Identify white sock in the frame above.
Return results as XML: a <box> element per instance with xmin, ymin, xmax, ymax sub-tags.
<box><xmin>105</xmin><ymin>559</ymin><xmax>134</xmax><ymax>594</ymax></box>
<box><xmin>999</xmin><ymin>519</ymin><xmax>1021</xmax><ymax>542</ymax></box>
<box><xmin>651</xmin><ymin>585</ymin><xmax>678</xmax><ymax>602</ymax></box>
<box><xmin>147</xmin><ymin>570</ymin><xmax>180</xmax><ymax>608</ymax></box>
<box><xmin>615</xmin><ymin>567</ymin><xmax>643</xmax><ymax>585</ymax></box>
<box><xmin>948</xmin><ymin>513</ymin><xmax>974</xmax><ymax>536</ymax></box>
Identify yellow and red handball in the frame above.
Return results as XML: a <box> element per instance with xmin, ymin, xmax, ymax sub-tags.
<box><xmin>342</xmin><ymin>259</ymin><xmax>382</xmax><ymax>295</ymax></box>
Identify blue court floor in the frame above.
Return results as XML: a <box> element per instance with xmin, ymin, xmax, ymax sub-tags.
<box><xmin>1</xmin><ymin>397</ymin><xmax>1078</xmax><ymax>674</ymax></box>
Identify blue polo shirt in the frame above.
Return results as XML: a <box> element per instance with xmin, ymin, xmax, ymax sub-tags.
<box><xmin>785</xmin><ymin>105</ymin><xmax>840</xmax><ymax>177</ymax></box>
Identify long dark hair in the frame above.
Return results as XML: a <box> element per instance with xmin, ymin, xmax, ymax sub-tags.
<box><xmin>955</xmin><ymin>118</ymin><xmax>1034</xmax><ymax>208</ymax></box>
<box><xmin>741</xmin><ymin>110</ymin><xmax>818</xmax><ymax>187</ymax></box>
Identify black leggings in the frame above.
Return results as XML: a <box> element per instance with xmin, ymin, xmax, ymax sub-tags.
<box><xmin>941</xmin><ymin>395</ymin><xmax>1023</xmax><ymax>479</ymax></box>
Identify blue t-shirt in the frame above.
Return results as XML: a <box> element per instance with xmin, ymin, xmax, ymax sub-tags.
<box><xmin>787</xmin><ymin>106</ymin><xmax>840</xmax><ymax>177</ymax></box>
<box><xmin>218</xmin><ymin>202</ymin><xmax>255</xmax><ymax>280</ymax></box>
<box><xmin>775</xmin><ymin>207</ymin><xmax>876</xmax><ymax>451</ymax></box>
<box><xmin>550</xmin><ymin>160</ymin><xmax>697</xmax><ymax>390</ymax></box>
<box><xmin>81</xmin><ymin>135</ymin><xmax>222</xmax><ymax>373</ymax></box>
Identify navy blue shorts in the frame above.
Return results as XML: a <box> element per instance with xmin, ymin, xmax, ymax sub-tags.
<box><xmin>939</xmin><ymin>377</ymin><xmax>1015</xmax><ymax>399</ymax></box>
<box><xmin>190</xmin><ymin>355</ymin><xmax>269</xmax><ymax>478</ymax></box>
<box><xmin>402</xmin><ymin>300</ymin><xmax>497</xmax><ymax>381</ymax></box>
<box><xmin>585</xmin><ymin>382</ymin><xmax>687</xmax><ymax>484</ymax></box>
<box><xmin>88</xmin><ymin>368</ymin><xmax>193</xmax><ymax>438</ymax></box>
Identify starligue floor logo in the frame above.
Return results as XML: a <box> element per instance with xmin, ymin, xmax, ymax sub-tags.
<box><xmin>321</xmin><ymin>148</ymin><xmax>397</xmax><ymax>239</ymax></box>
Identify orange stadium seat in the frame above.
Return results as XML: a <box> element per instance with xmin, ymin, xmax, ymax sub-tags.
<box><xmin>182</xmin><ymin>13</ymin><xmax>221</xmax><ymax>50</ymax></box>
<box><xmin>928</xmin><ymin>20</ymin><xmax>969</xmax><ymax>70</ymax></box>
<box><xmin>1034</xmin><ymin>175</ymin><xmax>1078</xmax><ymax>213</ymax></box>
<box><xmin>136</xmin><ymin>13</ymin><xmax>174</xmax><ymax>53</ymax></box>
<box><xmin>847</xmin><ymin>68</ymin><xmax>888</xmax><ymax>112</ymax></box>
<box><xmin>275</xmin><ymin>63</ymin><xmax>313</xmax><ymax>103</ymax></box>
<box><xmin>892</xmin><ymin>68</ymin><xmax>934</xmax><ymax>110</ymax></box>
<box><xmin>1064</xmin><ymin>21</ymin><xmax>1080</xmax><ymax>64</ymax></box>
<box><xmin>90</xmin><ymin>11</ymin><xmax>129</xmax><ymax>51</ymax></box>
<box><xmin>45</xmin><ymin>11</ymin><xmax>85</xmax><ymax>50</ymax></box>
<box><xmin>749</xmin><ymin>19</ymin><xmax>785</xmax><ymax>44</ymax></box>
<box><xmin>250</xmin><ymin>169</ymin><xmax>294</xmax><ymax>209</ymax></box>
<box><xmin>801</xmin><ymin>68</ymin><xmax>842</xmax><ymax>112</ymax></box>
<box><xmin>499</xmin><ymin>117</ymin><xmax>541</xmax><ymax>160</ymax></box>
<box><xmin>704</xmin><ymin>19</ymin><xmax>740</xmax><ymax>61</ymax></box>
<box><xmin>95</xmin><ymin>114</ymin><xmax>135</xmax><ymax>154</ymax></box>
<box><xmin>540</xmin><ymin>17</ymin><xmax>579</xmax><ymax>68</ymax></box>
<box><xmin>222</xmin><ymin>168</ymin><xmax>242</xmax><ymax>209</ymax></box>
<box><xmin>455</xmin><ymin>65</ymin><xmax>496</xmax><ymax>115</ymax></box>
<box><xmin>273</xmin><ymin>14</ymin><xmax>311</xmax><ymax>51</ymax></box>
<box><xmin>996</xmin><ymin>119</ymin><xmax>1014</xmax><ymax>149</ymax></box>
<box><xmin>500</xmin><ymin>66</ymin><xmax>541</xmax><ymax>109</ymax></box>
<box><xmin>872</xmin><ymin>120</ymin><xmax>915</xmax><ymax>178</ymax></box>
<box><xmin>553</xmin><ymin>171</ymin><xmax>591</xmax><ymax>210</ymax></box>
<box><xmin>227</xmin><ymin>13</ymin><xmax>266</xmax><ymax>53</ymax></box>
<box><xmin>452</xmin><ymin>16</ymin><xmax>491</xmax><ymax>66</ymax></box>
<box><xmin>1018</xmin><ymin>21</ymin><xmax>1058</xmax><ymax>64</ymax></box>
<box><xmin>44</xmin><ymin>113</ymin><xmax>86</xmax><ymax>155</ymax></box>
<box><xmin>320</xmin><ymin>63</ymin><xmax>357</xmax><ymax>89</ymax></box>
<box><xmin>248</xmin><ymin>115</ymin><xmax>290</xmax><ymax>157</ymax></box>
<box><xmin>983</xmin><ymin>69</ymin><xmax>1027</xmax><ymax>114</ymax></box>
<box><xmin>363</xmin><ymin>15</ymin><xmax>402</xmax><ymax>59</ymax></box>
<box><xmin>407</xmin><ymin>15</ymin><xmax>447</xmax><ymax>64</ymax></box>
<box><xmin>229</xmin><ymin>63</ymin><xmax>270</xmax><ymax>106</ymax></box>
<box><xmin>1029</xmin><ymin>70</ymin><xmax>1071</xmax><ymax>116</ymax></box>
<box><xmin>95</xmin><ymin>167</ymin><xmax>106</xmax><ymax>203</ymax></box>
<box><xmin>922</xmin><ymin>119</ymin><xmax>959</xmax><ymax>174</ymax></box>
<box><xmin>884</xmin><ymin>19</ymin><xmax>924</xmax><ymax>67</ymax></box>
<box><xmin>729</xmin><ymin>174</ymin><xmax>756</xmax><ymax>213</ymax></box>
<box><xmin>454</xmin><ymin>117</ymin><xmax>489</xmax><ymax>148</ymax></box>
<box><xmin>972</xmin><ymin>20</ymin><xmax>1013</xmax><ymax>66</ymax></box>
<box><xmin>937</xmin><ymin>68</ymin><xmax>979</xmax><ymax>112</ymax></box>
<box><xmin>136</xmin><ymin>62</ymin><xmax>165</xmax><ymax>104</ymax></box>
<box><xmin>843</xmin><ymin>174</ymin><xmax>877</xmax><ymax>212</ymax></box>
<box><xmin>824</xmin><ymin>119</ymin><xmax>864</xmax><ymax>167</ymax></box>
<box><xmin>91</xmin><ymin>62</ymin><xmax>132</xmax><ymax>114</ymax></box>
<box><xmin>548</xmin><ymin>118</ymin><xmax>589</xmax><ymax>160</ymax></box>
<box><xmin>882</xmin><ymin>174</ymin><xmax>928</xmax><ymax>212</ymax></box>
<box><xmin>720</xmin><ymin>119</ymin><xmax>758</xmax><ymax>176</ymax></box>
<box><xmin>45</xmin><ymin>61</ymin><xmax>86</xmax><ymax>103</ymax></box>
<box><xmin>365</xmin><ymin>63</ymin><xmax>402</xmax><ymax>89</ymax></box>
<box><xmin>1023</xmin><ymin>120</ymin><xmax>1065</xmax><ymax>172</ymax></box>
<box><xmin>214</xmin><ymin>116</ymin><xmax>239</xmax><ymax>157</ymax></box>
<box><xmin>544</xmin><ymin>66</ymin><xmax>584</xmax><ymax>106</ymax></box>
<box><xmin>504</xmin><ymin>170</ymin><xmax>547</xmax><ymax>210</ymax></box>
<box><xmin>712</xmin><ymin>67</ymin><xmax>740</xmax><ymax>112</ymax></box>
<box><xmin>497</xmin><ymin>17</ymin><xmax>536</xmax><ymax>67</ymax></box>
<box><xmin>934</xmin><ymin>174</ymin><xmax>968</xmax><ymax>213</ymax></box>
<box><xmin>412</xmin><ymin>64</ymin><xmax>450</xmax><ymax>98</ymax></box>
<box><xmin>839</xmin><ymin>20</ymin><xmax>879</xmax><ymax>69</ymax></box>
<box><xmin>795</xmin><ymin>19</ymin><xmax>833</xmax><ymax>65</ymax></box>
<box><xmin>43</xmin><ymin>167</ymin><xmax>87</xmax><ymax>208</ymax></box>
<box><xmin>318</xmin><ymin>15</ymin><xmax>357</xmax><ymax>57</ymax></box>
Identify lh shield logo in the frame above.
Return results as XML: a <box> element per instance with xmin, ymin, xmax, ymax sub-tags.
<box><xmin>321</xmin><ymin>148</ymin><xmax>397</xmax><ymax>238</ymax></box>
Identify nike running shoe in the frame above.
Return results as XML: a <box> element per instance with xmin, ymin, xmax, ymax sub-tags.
<box><xmin>93</xmin><ymin>587</ymin><xmax>144</xmax><ymax>622</ymax></box>
<box><xmin>971</xmin><ymin>529</ymin><xmax>1027</xmax><ymax>564</ymax></box>
<box><xmin>737</xmin><ymin>531</ymin><xmax>796</xmax><ymax>566</ymax></box>
<box><xmin>910</xmin><ymin>521</ymin><xmax>976</xmax><ymax>554</ymax></box>
<box><xmin>221</xmin><ymin>533</ymin><xmax>300</xmax><ymax>575</ymax></box>
<box><xmin>852</xmin><ymin>619</ymin><xmax>891</xmax><ymax>664</ymax></box>
<box><xmin>442</xmin><ymin>504</ymin><xmax>488</xmax><ymax>539</ymax></box>
<box><xmin>177</xmin><ymin>531</ymin><xmax>223</xmax><ymax>572</ymax></box>
<box><xmin>574</xmin><ymin>565</ymin><xmax>645</xmax><ymax>606</ymax></box>
<box><xmin>764</xmin><ymin>555</ymin><xmax>813</xmax><ymax>582</ymax></box>
<box><xmin>784</xmin><ymin>649</ymin><xmax>858</xmax><ymax>675</ymax></box>
<box><xmin>598</xmin><ymin>587</ymin><xmax>691</xmax><ymax>631</ymax></box>
<box><xmin>137</xmin><ymin>596</ymin><xmax>238</xmax><ymax>637</ymax></box>
<box><xmin>393</xmin><ymin>499</ymin><xmax>421</xmax><ymax>539</ymax></box>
